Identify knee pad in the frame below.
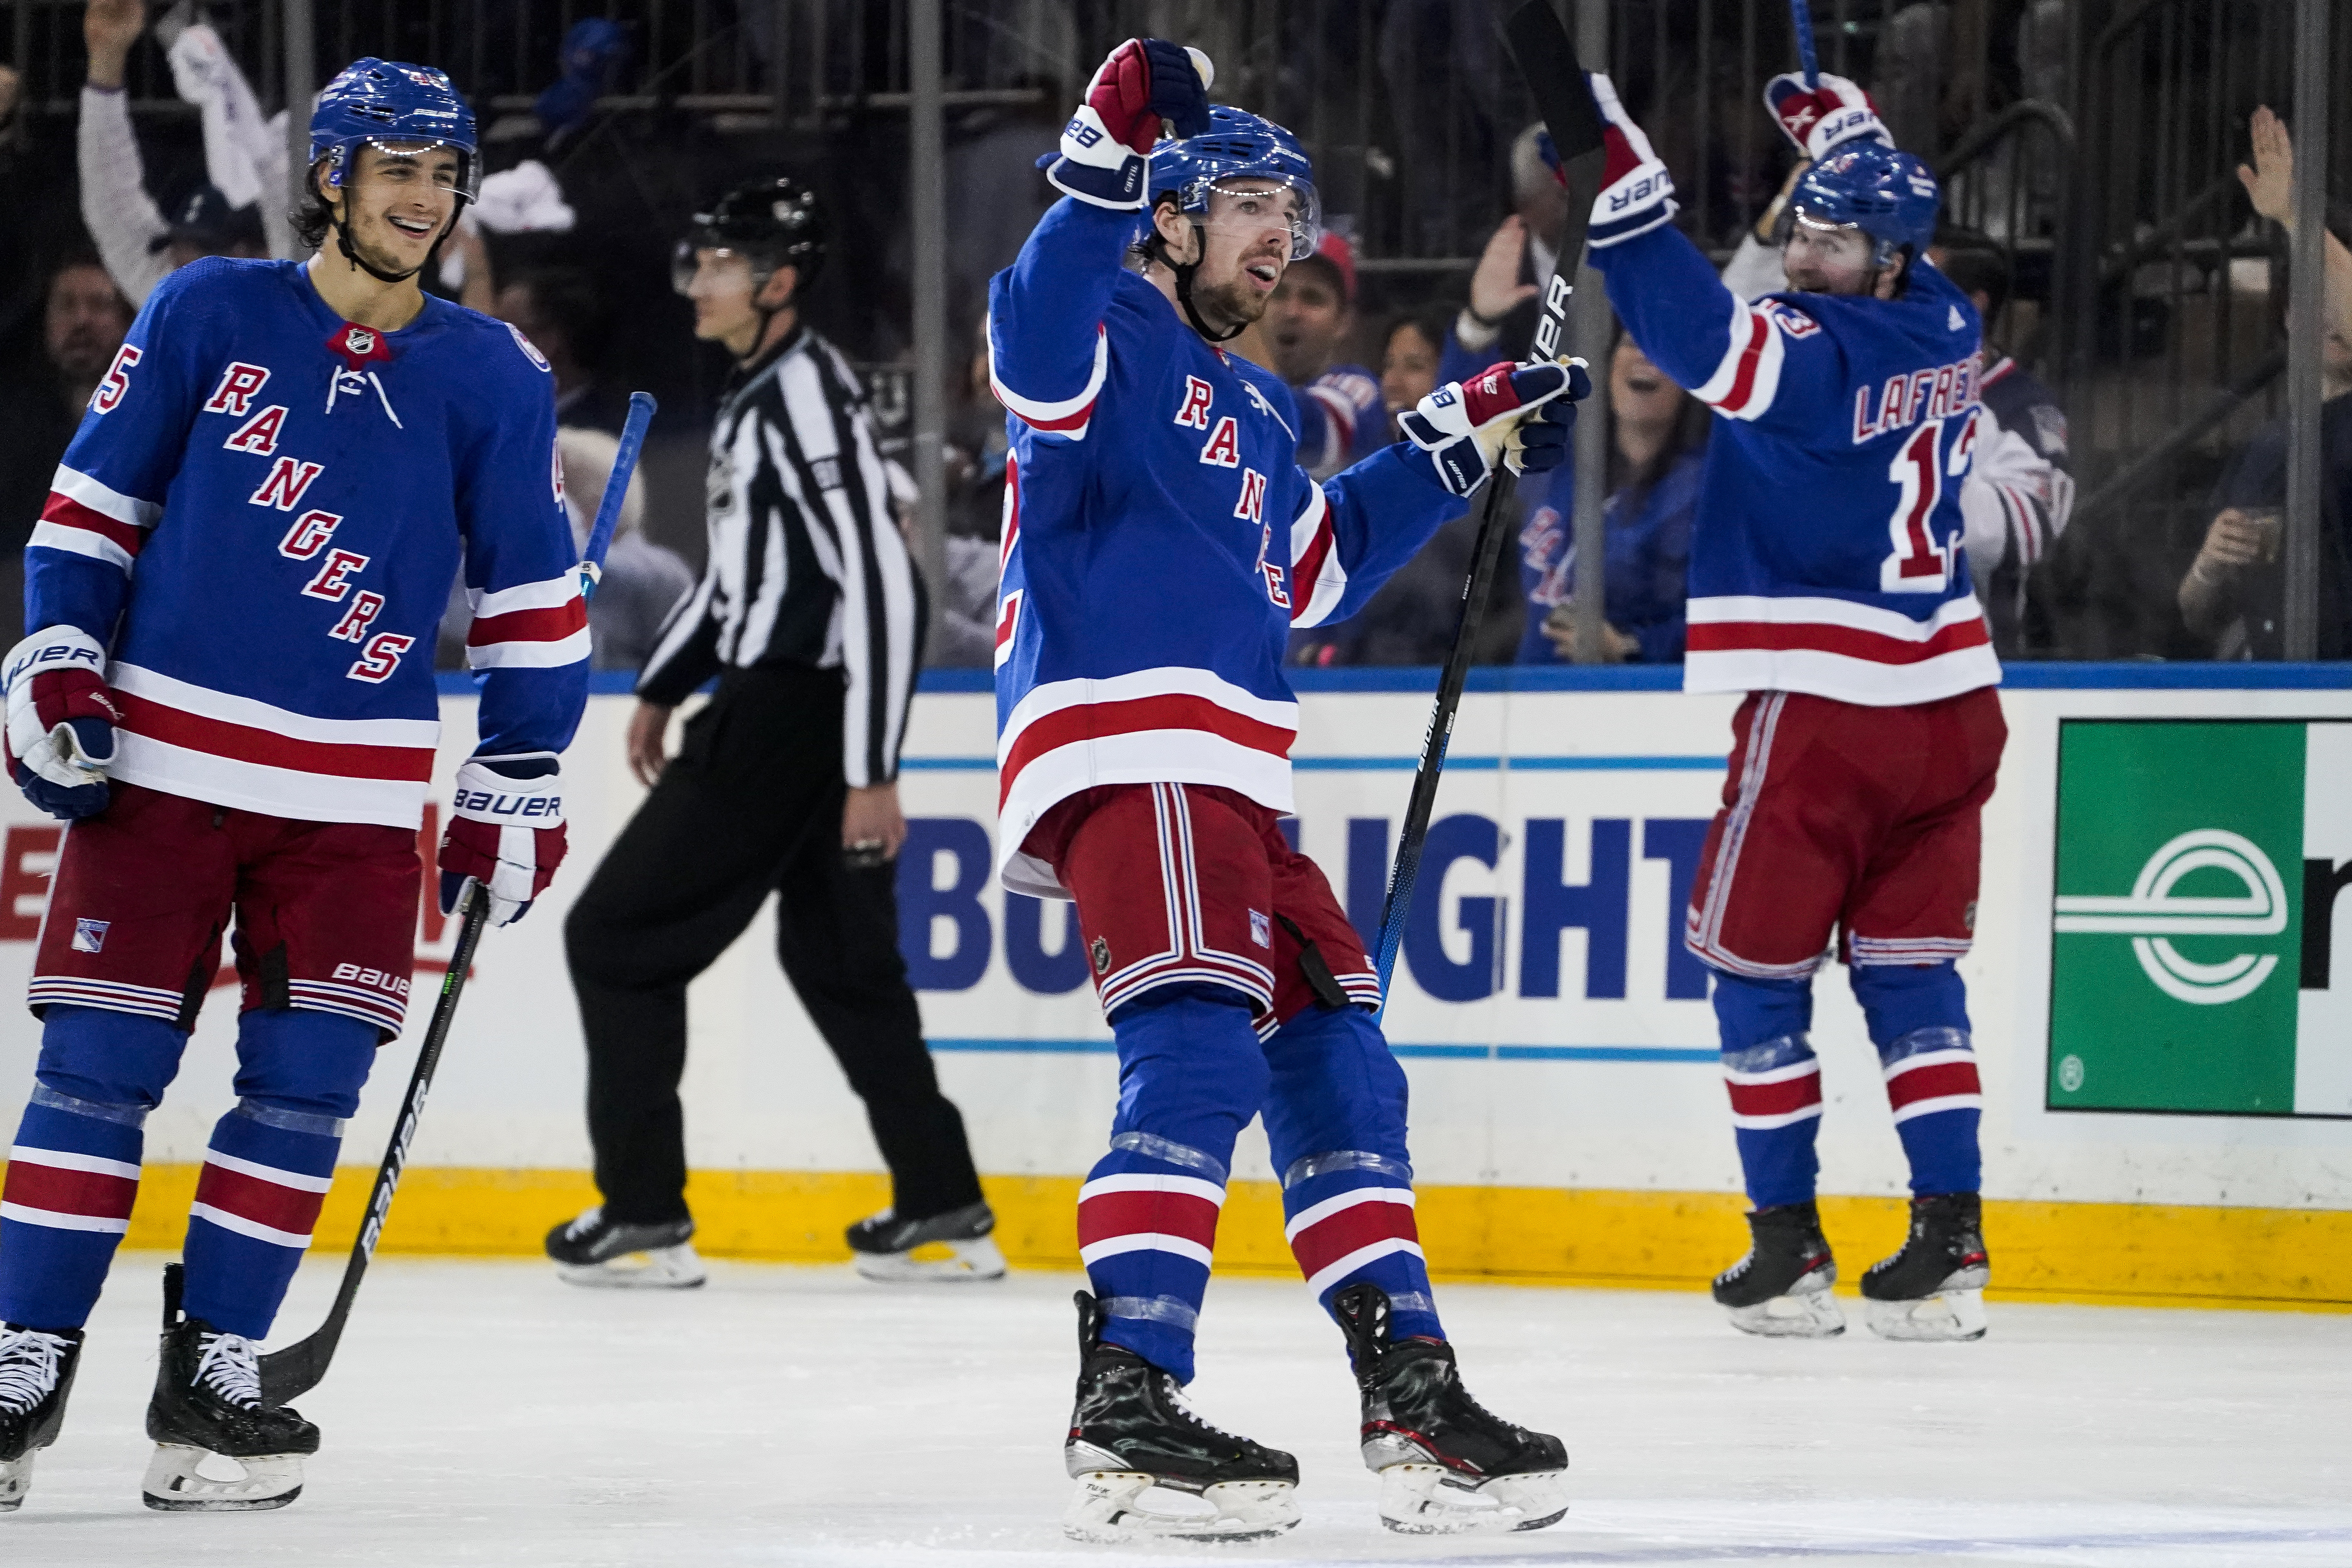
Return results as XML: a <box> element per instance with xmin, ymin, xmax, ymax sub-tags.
<box><xmin>1259</xmin><ymin>1004</ymin><xmax>1409</xmax><ymax>1181</ymax></box>
<box><xmin>232</xmin><ymin>1006</ymin><xmax>381</xmax><ymax>1124</ymax></box>
<box><xmin>1710</xmin><ymin>970</ymin><xmax>1814</xmax><ymax>1053</ymax></box>
<box><xmin>1849</xmin><ymin>960</ymin><xmax>1970</xmax><ymax>1051</ymax></box>
<box><xmin>34</xmin><ymin>1004</ymin><xmax>186</xmax><ymax>1114</ymax></box>
<box><xmin>1108</xmin><ymin>985</ymin><xmax>1269</xmax><ymax>1146</ymax></box>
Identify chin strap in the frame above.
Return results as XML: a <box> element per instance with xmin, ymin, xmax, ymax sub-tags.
<box><xmin>1171</xmin><ymin>222</ymin><xmax>1246</xmax><ymax>343</ymax></box>
<box><xmin>330</xmin><ymin>202</ymin><xmax>463</xmax><ymax>286</ymax></box>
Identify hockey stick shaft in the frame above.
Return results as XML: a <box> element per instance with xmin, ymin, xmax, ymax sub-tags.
<box><xmin>259</xmin><ymin>892</ymin><xmax>492</xmax><ymax>1405</ymax></box>
<box><xmin>578</xmin><ymin>390</ymin><xmax>658</xmax><ymax>600</ymax></box>
<box><xmin>1372</xmin><ymin>0</ymin><xmax>1606</xmax><ymax>1008</ymax></box>
<box><xmin>1792</xmin><ymin>0</ymin><xmax>1821</xmax><ymax>87</ymax></box>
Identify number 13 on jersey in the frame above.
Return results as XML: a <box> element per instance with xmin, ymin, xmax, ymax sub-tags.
<box><xmin>1881</xmin><ymin>407</ymin><xmax>1980</xmax><ymax>593</ymax></box>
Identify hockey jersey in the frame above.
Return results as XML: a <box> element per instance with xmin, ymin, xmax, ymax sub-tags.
<box><xmin>1593</xmin><ymin>226</ymin><xmax>2000</xmax><ymax>706</ymax></box>
<box><xmin>25</xmin><ymin>257</ymin><xmax>588</xmax><ymax>829</ymax></box>
<box><xmin>987</xmin><ymin>198</ymin><xmax>1465</xmax><ymax>897</ymax></box>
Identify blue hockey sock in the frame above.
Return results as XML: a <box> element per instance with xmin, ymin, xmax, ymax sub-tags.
<box><xmin>181</xmin><ymin>1008</ymin><xmax>377</xmax><ymax>1339</ymax></box>
<box><xmin>1712</xmin><ymin>971</ymin><xmax>1822</xmax><ymax>1209</ymax></box>
<box><xmin>1852</xmin><ymin>962</ymin><xmax>1983</xmax><ymax>1196</ymax></box>
<box><xmin>0</xmin><ymin>1006</ymin><xmax>185</xmax><ymax>1330</ymax></box>
<box><xmin>1262</xmin><ymin>1004</ymin><xmax>1443</xmax><ymax>1344</ymax></box>
<box><xmin>1078</xmin><ymin>987</ymin><xmax>1268</xmax><ymax>1383</ymax></box>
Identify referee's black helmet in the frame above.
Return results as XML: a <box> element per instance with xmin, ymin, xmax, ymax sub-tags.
<box><xmin>673</xmin><ymin>174</ymin><xmax>827</xmax><ymax>296</ymax></box>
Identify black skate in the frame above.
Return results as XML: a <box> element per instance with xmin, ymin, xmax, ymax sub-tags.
<box><xmin>1713</xmin><ymin>1200</ymin><xmax>1846</xmax><ymax>1338</ymax></box>
<box><xmin>1331</xmin><ymin>1283</ymin><xmax>1568</xmax><ymax>1534</ymax></box>
<box><xmin>545</xmin><ymin>1205</ymin><xmax>706</xmax><ymax>1288</ymax></box>
<box><xmin>143</xmin><ymin>1267</ymin><xmax>319</xmax><ymax>1511</ymax></box>
<box><xmin>1861</xmin><ymin>1192</ymin><xmax>1990</xmax><ymax>1341</ymax></box>
<box><xmin>845</xmin><ymin>1200</ymin><xmax>1005</xmax><ymax>1283</ymax></box>
<box><xmin>1061</xmin><ymin>1290</ymin><xmax>1299</xmax><ymax>1543</ymax></box>
<box><xmin>0</xmin><ymin>1323</ymin><xmax>83</xmax><ymax>1511</ymax></box>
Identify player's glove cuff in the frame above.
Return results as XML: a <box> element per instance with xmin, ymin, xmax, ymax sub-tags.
<box><xmin>1400</xmin><ymin>359</ymin><xmax>1590</xmax><ymax>498</ymax></box>
<box><xmin>1042</xmin><ymin>106</ymin><xmax>1150</xmax><ymax>210</ymax></box>
<box><xmin>4</xmin><ymin>625</ymin><xmax>119</xmax><ymax>821</ymax></box>
<box><xmin>1586</xmin><ymin>72</ymin><xmax>1678</xmax><ymax>249</ymax></box>
<box><xmin>1764</xmin><ymin>70</ymin><xmax>1891</xmax><ymax>160</ymax></box>
<box><xmin>439</xmin><ymin>752</ymin><xmax>567</xmax><ymax>927</ymax></box>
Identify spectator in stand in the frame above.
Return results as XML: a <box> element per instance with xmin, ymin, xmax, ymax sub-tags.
<box><xmin>79</xmin><ymin>0</ymin><xmax>277</xmax><ymax>307</ymax></box>
<box><xmin>1441</xmin><ymin>123</ymin><xmax>1572</xmax><ymax>382</ymax></box>
<box><xmin>495</xmin><ymin>266</ymin><xmax>630</xmax><ymax>434</ymax></box>
<box><xmin>1244</xmin><ymin>233</ymin><xmax>1384</xmax><ymax>480</ymax></box>
<box><xmin>1378</xmin><ymin>306</ymin><xmax>1453</xmax><ymax>443</ymax></box>
<box><xmin>0</xmin><ymin>252</ymin><xmax>134</xmax><ymax>642</ymax></box>
<box><xmin>1517</xmin><ymin>333</ymin><xmax>1705</xmax><ymax>664</ymax></box>
<box><xmin>2179</xmin><ymin>107</ymin><xmax>2352</xmax><ymax>659</ymax></box>
<box><xmin>437</xmin><ymin>427</ymin><xmax>693</xmax><ymax>672</ymax></box>
<box><xmin>1934</xmin><ymin>226</ymin><xmax>2075</xmax><ymax>656</ymax></box>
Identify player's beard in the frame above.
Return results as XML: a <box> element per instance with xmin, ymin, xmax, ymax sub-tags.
<box><xmin>346</xmin><ymin>209</ymin><xmax>450</xmax><ymax>280</ymax></box>
<box><xmin>1189</xmin><ymin>271</ymin><xmax>1270</xmax><ymax>336</ymax></box>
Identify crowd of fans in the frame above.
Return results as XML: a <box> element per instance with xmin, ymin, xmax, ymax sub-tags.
<box><xmin>2</xmin><ymin>2</ymin><xmax>2346</xmax><ymax>671</ymax></box>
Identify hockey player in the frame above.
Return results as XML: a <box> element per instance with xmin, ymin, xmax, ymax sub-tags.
<box><xmin>0</xmin><ymin>60</ymin><xmax>586</xmax><ymax>1510</ymax></box>
<box><xmin>994</xmin><ymin>40</ymin><xmax>1579</xmax><ymax>1540</ymax></box>
<box><xmin>1582</xmin><ymin>72</ymin><xmax>2001</xmax><ymax>1342</ymax></box>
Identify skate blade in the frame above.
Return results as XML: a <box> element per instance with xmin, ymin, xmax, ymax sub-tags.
<box><xmin>1376</xmin><ymin>1462</ymin><xmax>1569</xmax><ymax>1535</ymax></box>
<box><xmin>1726</xmin><ymin>1287</ymin><xmax>1847</xmax><ymax>1338</ymax></box>
<box><xmin>0</xmin><ymin>1449</ymin><xmax>35</xmax><ymax>1511</ymax></box>
<box><xmin>852</xmin><ymin>1235</ymin><xmax>1007</xmax><ymax>1284</ymax></box>
<box><xmin>1866</xmin><ymin>1286</ymin><xmax>1988</xmax><ymax>1342</ymax></box>
<box><xmin>1062</xmin><ymin>1471</ymin><xmax>1299</xmax><ymax>1543</ymax></box>
<box><xmin>554</xmin><ymin>1243</ymin><xmax>707</xmax><ymax>1290</ymax></box>
<box><xmin>140</xmin><ymin>1444</ymin><xmax>304</xmax><ymax>1511</ymax></box>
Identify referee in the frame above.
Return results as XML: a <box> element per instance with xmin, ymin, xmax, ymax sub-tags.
<box><xmin>547</xmin><ymin>176</ymin><xmax>1000</xmax><ymax>1288</ymax></box>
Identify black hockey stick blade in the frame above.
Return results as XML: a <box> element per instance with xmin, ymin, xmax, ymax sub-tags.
<box><xmin>260</xmin><ymin>893</ymin><xmax>492</xmax><ymax>1405</ymax></box>
<box><xmin>1371</xmin><ymin>3</ymin><xmax>1609</xmax><ymax>1001</ymax></box>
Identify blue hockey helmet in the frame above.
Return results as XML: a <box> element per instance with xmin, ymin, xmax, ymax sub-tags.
<box><xmin>309</xmin><ymin>58</ymin><xmax>479</xmax><ymax>205</ymax></box>
<box><xmin>1148</xmin><ymin>106</ymin><xmax>1320</xmax><ymax>261</ymax></box>
<box><xmin>1790</xmin><ymin>142</ymin><xmax>1940</xmax><ymax>267</ymax></box>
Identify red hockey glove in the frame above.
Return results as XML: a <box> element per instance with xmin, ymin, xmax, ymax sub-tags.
<box><xmin>3</xmin><ymin>626</ymin><xmax>119</xmax><ymax>821</ymax></box>
<box><xmin>1763</xmin><ymin>71</ymin><xmax>1891</xmax><ymax>161</ymax></box>
<box><xmin>1399</xmin><ymin>359</ymin><xmax>1591</xmax><ymax>499</ymax></box>
<box><xmin>1586</xmin><ymin>72</ymin><xmax>1677</xmax><ymax>249</ymax></box>
<box><xmin>1045</xmin><ymin>38</ymin><xmax>1212</xmax><ymax>210</ymax></box>
<box><xmin>438</xmin><ymin>755</ymin><xmax>567</xmax><ymax>928</ymax></box>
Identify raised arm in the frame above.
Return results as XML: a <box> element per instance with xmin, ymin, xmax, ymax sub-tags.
<box><xmin>79</xmin><ymin>0</ymin><xmax>172</xmax><ymax>308</ymax></box>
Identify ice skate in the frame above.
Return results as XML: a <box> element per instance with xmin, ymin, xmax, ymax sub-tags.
<box><xmin>1862</xmin><ymin>1192</ymin><xmax>1989</xmax><ymax>1341</ymax></box>
<box><xmin>1714</xmin><ymin>1200</ymin><xmax>1846</xmax><ymax>1338</ymax></box>
<box><xmin>143</xmin><ymin>1282</ymin><xmax>318</xmax><ymax>1511</ymax></box>
<box><xmin>845</xmin><ymin>1200</ymin><xmax>1006</xmax><ymax>1283</ymax></box>
<box><xmin>545</xmin><ymin>1206</ymin><xmax>707</xmax><ymax>1288</ymax></box>
<box><xmin>1331</xmin><ymin>1283</ymin><xmax>1568</xmax><ymax>1534</ymax></box>
<box><xmin>0</xmin><ymin>1324</ymin><xmax>82</xmax><ymax>1512</ymax></box>
<box><xmin>1061</xmin><ymin>1290</ymin><xmax>1300</xmax><ymax>1543</ymax></box>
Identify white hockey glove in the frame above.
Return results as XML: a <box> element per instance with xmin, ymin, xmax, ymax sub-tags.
<box><xmin>1586</xmin><ymin>72</ymin><xmax>1678</xmax><ymax>249</ymax></box>
<box><xmin>3</xmin><ymin>626</ymin><xmax>120</xmax><ymax>821</ymax></box>
<box><xmin>438</xmin><ymin>755</ymin><xmax>567</xmax><ymax>927</ymax></box>
<box><xmin>1763</xmin><ymin>71</ymin><xmax>1892</xmax><ymax>161</ymax></box>
<box><xmin>1399</xmin><ymin>359</ymin><xmax>1590</xmax><ymax>499</ymax></box>
<box><xmin>1043</xmin><ymin>38</ymin><xmax>1213</xmax><ymax>210</ymax></box>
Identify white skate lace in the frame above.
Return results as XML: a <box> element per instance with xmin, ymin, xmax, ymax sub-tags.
<box><xmin>563</xmin><ymin>1207</ymin><xmax>605</xmax><ymax>1241</ymax></box>
<box><xmin>1160</xmin><ymin>1375</ymin><xmax>1249</xmax><ymax>1447</ymax></box>
<box><xmin>192</xmin><ymin>1331</ymin><xmax>265</xmax><ymax>1410</ymax></box>
<box><xmin>0</xmin><ymin>1329</ymin><xmax>71</xmax><ymax>1416</ymax></box>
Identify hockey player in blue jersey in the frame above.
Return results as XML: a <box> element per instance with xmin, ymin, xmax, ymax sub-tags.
<box><xmin>992</xmin><ymin>40</ymin><xmax>1582</xmax><ymax>1541</ymax></box>
<box><xmin>1583</xmin><ymin>72</ymin><xmax>2002</xmax><ymax>1343</ymax></box>
<box><xmin>0</xmin><ymin>60</ymin><xmax>587</xmax><ymax>1510</ymax></box>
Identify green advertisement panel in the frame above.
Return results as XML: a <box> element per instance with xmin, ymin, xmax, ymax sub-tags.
<box><xmin>2049</xmin><ymin>720</ymin><xmax>2352</xmax><ymax>1118</ymax></box>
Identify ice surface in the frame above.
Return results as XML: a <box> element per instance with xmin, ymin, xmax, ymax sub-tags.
<box><xmin>8</xmin><ymin>1257</ymin><xmax>2348</xmax><ymax>1566</ymax></box>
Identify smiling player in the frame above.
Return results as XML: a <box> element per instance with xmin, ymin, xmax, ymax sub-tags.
<box><xmin>0</xmin><ymin>59</ymin><xmax>585</xmax><ymax>1511</ymax></box>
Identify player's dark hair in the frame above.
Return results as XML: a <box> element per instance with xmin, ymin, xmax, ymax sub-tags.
<box><xmin>1130</xmin><ymin>193</ymin><xmax>1186</xmax><ymax>274</ymax></box>
<box><xmin>291</xmin><ymin>159</ymin><xmax>335</xmax><ymax>253</ymax></box>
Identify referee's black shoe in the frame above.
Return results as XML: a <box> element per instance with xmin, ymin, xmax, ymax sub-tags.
<box><xmin>846</xmin><ymin>1200</ymin><xmax>1006</xmax><ymax>1282</ymax></box>
<box><xmin>545</xmin><ymin>1206</ymin><xmax>707</xmax><ymax>1289</ymax></box>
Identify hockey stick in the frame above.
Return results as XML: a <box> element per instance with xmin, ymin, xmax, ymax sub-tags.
<box><xmin>1791</xmin><ymin>0</ymin><xmax>1821</xmax><ymax>88</ymax></box>
<box><xmin>1371</xmin><ymin>0</ymin><xmax>1607</xmax><ymax>1008</ymax></box>
<box><xmin>255</xmin><ymin>395</ymin><xmax>657</xmax><ymax>1404</ymax></box>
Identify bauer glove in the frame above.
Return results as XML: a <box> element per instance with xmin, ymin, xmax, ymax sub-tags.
<box><xmin>3</xmin><ymin>625</ymin><xmax>119</xmax><ymax>820</ymax></box>
<box><xmin>1042</xmin><ymin>38</ymin><xmax>1213</xmax><ymax>210</ymax></box>
<box><xmin>1586</xmin><ymin>72</ymin><xmax>1677</xmax><ymax>249</ymax></box>
<box><xmin>1400</xmin><ymin>359</ymin><xmax>1590</xmax><ymax>499</ymax></box>
<box><xmin>439</xmin><ymin>753</ymin><xmax>567</xmax><ymax>927</ymax></box>
<box><xmin>1762</xmin><ymin>71</ymin><xmax>1891</xmax><ymax>161</ymax></box>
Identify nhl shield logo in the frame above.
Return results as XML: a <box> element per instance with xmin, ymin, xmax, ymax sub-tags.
<box><xmin>344</xmin><ymin>327</ymin><xmax>376</xmax><ymax>357</ymax></box>
<box><xmin>72</xmin><ymin>918</ymin><xmax>109</xmax><ymax>954</ymax></box>
<box><xmin>1090</xmin><ymin>936</ymin><xmax>1111</xmax><ymax>976</ymax></box>
<box><xmin>327</xmin><ymin>323</ymin><xmax>394</xmax><ymax>372</ymax></box>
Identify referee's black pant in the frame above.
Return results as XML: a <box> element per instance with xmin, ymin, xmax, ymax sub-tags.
<box><xmin>563</xmin><ymin>664</ymin><xmax>984</xmax><ymax>1228</ymax></box>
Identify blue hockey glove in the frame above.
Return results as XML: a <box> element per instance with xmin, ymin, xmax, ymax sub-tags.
<box><xmin>4</xmin><ymin>626</ymin><xmax>119</xmax><ymax>820</ymax></box>
<box><xmin>1399</xmin><ymin>359</ymin><xmax>1591</xmax><ymax>499</ymax></box>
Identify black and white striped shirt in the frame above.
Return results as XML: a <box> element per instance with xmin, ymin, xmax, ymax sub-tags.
<box><xmin>638</xmin><ymin>327</ymin><xmax>921</xmax><ymax>788</ymax></box>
